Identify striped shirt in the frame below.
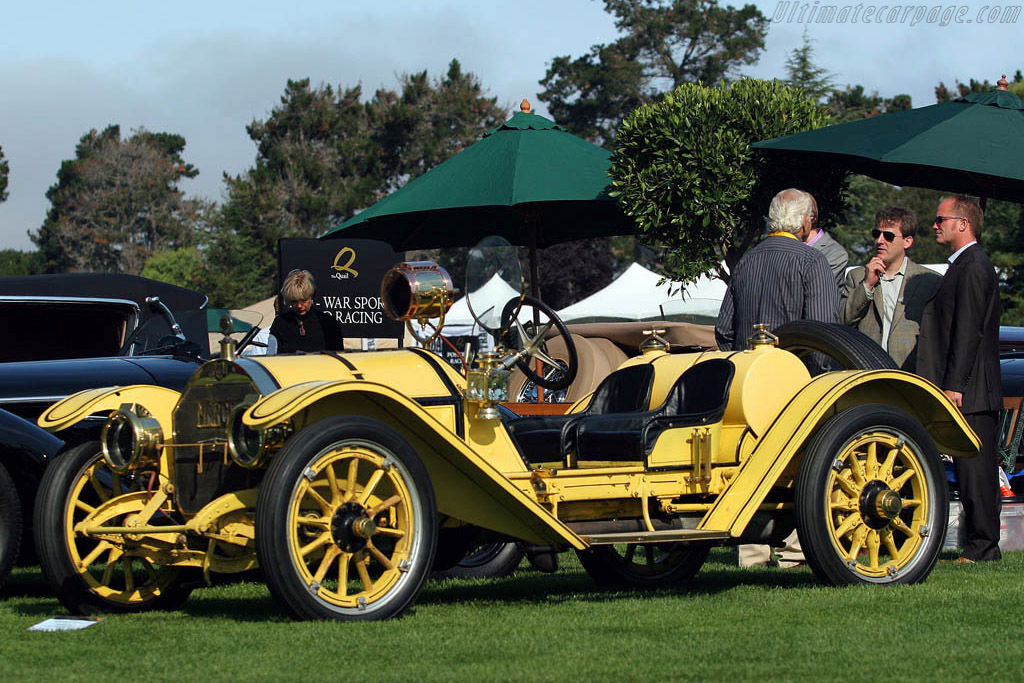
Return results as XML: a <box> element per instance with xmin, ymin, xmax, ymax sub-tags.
<box><xmin>716</xmin><ymin>235</ymin><xmax>839</xmax><ymax>350</ymax></box>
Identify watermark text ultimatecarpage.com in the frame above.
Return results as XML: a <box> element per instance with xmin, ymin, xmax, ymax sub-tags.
<box><xmin>771</xmin><ymin>1</ymin><xmax>1020</xmax><ymax>25</ymax></box>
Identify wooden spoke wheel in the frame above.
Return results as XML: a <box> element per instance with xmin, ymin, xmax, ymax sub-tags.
<box><xmin>796</xmin><ymin>404</ymin><xmax>947</xmax><ymax>585</ymax></box>
<box><xmin>34</xmin><ymin>442</ymin><xmax>191</xmax><ymax>613</ymax></box>
<box><xmin>256</xmin><ymin>417</ymin><xmax>437</xmax><ymax>621</ymax></box>
<box><xmin>577</xmin><ymin>542</ymin><xmax>709</xmax><ymax>587</ymax></box>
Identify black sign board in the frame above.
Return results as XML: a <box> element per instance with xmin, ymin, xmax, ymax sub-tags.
<box><xmin>278</xmin><ymin>238</ymin><xmax>404</xmax><ymax>341</ymax></box>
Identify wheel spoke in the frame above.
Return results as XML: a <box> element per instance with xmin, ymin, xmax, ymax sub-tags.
<box><xmin>325</xmin><ymin>462</ymin><xmax>341</xmax><ymax>505</ymax></box>
<box><xmin>87</xmin><ymin>471</ymin><xmax>112</xmax><ymax>503</ymax></box>
<box><xmin>900</xmin><ymin>497</ymin><xmax>922</xmax><ymax>509</ymax></box>
<box><xmin>848</xmin><ymin>451</ymin><xmax>867</xmax><ymax>486</ymax></box>
<box><xmin>881</xmin><ymin>528</ymin><xmax>900</xmax><ymax>559</ymax></box>
<box><xmin>865</xmin><ymin>442</ymin><xmax>879</xmax><ymax>480</ymax></box>
<box><xmin>122</xmin><ymin>557</ymin><xmax>135</xmax><ymax>593</ymax></box>
<box><xmin>847</xmin><ymin>524</ymin><xmax>869</xmax><ymax>561</ymax></box>
<box><xmin>356</xmin><ymin>468</ymin><xmax>386</xmax><ymax>506</ymax></box>
<box><xmin>374</xmin><ymin>526</ymin><xmax>406</xmax><ymax>538</ymax></box>
<box><xmin>835</xmin><ymin>512</ymin><xmax>863</xmax><ymax>539</ymax></box>
<box><xmin>80</xmin><ymin>539</ymin><xmax>114</xmax><ymax>568</ymax></box>
<box><xmin>299</xmin><ymin>531</ymin><xmax>333</xmax><ymax>558</ymax></box>
<box><xmin>337</xmin><ymin>552</ymin><xmax>351</xmax><ymax>597</ymax></box>
<box><xmin>296</xmin><ymin>515</ymin><xmax>331</xmax><ymax>529</ymax></box>
<box><xmin>303</xmin><ymin>485</ymin><xmax>332</xmax><ymax>515</ymax></box>
<box><xmin>624</xmin><ymin>545</ymin><xmax>637</xmax><ymax>563</ymax></box>
<box><xmin>312</xmin><ymin>546</ymin><xmax>342</xmax><ymax>584</ymax></box>
<box><xmin>345</xmin><ymin>458</ymin><xmax>360</xmax><ymax>501</ymax></box>
<box><xmin>140</xmin><ymin>557</ymin><xmax>158</xmax><ymax>582</ymax></box>
<box><xmin>889</xmin><ymin>517</ymin><xmax>918</xmax><ymax>539</ymax></box>
<box><xmin>366</xmin><ymin>541</ymin><xmax>394</xmax><ymax>570</ymax></box>
<box><xmin>866</xmin><ymin>530</ymin><xmax>880</xmax><ymax>570</ymax></box>
<box><xmin>829</xmin><ymin>497</ymin><xmax>858</xmax><ymax>513</ymax></box>
<box><xmin>889</xmin><ymin>469</ymin><xmax>917</xmax><ymax>491</ymax></box>
<box><xmin>355</xmin><ymin>553</ymin><xmax>373</xmax><ymax>591</ymax></box>
<box><xmin>644</xmin><ymin>545</ymin><xmax>655</xmax><ymax>566</ymax></box>
<box><xmin>74</xmin><ymin>499</ymin><xmax>97</xmax><ymax>515</ymax></box>
<box><xmin>834</xmin><ymin>473</ymin><xmax>861</xmax><ymax>498</ymax></box>
<box><xmin>367</xmin><ymin>494</ymin><xmax>402</xmax><ymax>517</ymax></box>
<box><xmin>879</xmin><ymin>447</ymin><xmax>898</xmax><ymax>482</ymax></box>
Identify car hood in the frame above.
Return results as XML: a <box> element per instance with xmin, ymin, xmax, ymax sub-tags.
<box><xmin>0</xmin><ymin>355</ymin><xmax>201</xmax><ymax>409</ymax></box>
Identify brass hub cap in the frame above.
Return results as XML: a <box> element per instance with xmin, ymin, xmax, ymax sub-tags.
<box><xmin>331</xmin><ymin>502</ymin><xmax>372</xmax><ymax>553</ymax></box>
<box><xmin>859</xmin><ymin>480</ymin><xmax>903</xmax><ymax>529</ymax></box>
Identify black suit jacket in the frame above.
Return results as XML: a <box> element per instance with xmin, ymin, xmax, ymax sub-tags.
<box><xmin>917</xmin><ymin>244</ymin><xmax>1001</xmax><ymax>413</ymax></box>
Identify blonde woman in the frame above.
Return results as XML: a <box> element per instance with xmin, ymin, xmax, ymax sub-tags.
<box><xmin>269</xmin><ymin>270</ymin><xmax>343</xmax><ymax>353</ymax></box>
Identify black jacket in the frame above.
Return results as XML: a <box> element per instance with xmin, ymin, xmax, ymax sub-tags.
<box><xmin>917</xmin><ymin>244</ymin><xmax>1002</xmax><ymax>413</ymax></box>
<box><xmin>270</xmin><ymin>308</ymin><xmax>344</xmax><ymax>353</ymax></box>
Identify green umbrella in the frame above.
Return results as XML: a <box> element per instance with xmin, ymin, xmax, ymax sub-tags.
<box><xmin>753</xmin><ymin>78</ymin><xmax>1024</xmax><ymax>204</ymax></box>
<box><xmin>321</xmin><ymin>102</ymin><xmax>633</xmax><ymax>294</ymax></box>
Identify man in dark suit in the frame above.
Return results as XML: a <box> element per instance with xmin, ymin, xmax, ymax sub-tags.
<box><xmin>917</xmin><ymin>196</ymin><xmax>1002</xmax><ymax>562</ymax></box>
<box><xmin>841</xmin><ymin>206</ymin><xmax>941</xmax><ymax>371</ymax></box>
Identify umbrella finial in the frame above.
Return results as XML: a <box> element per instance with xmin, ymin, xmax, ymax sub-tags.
<box><xmin>997</xmin><ymin>74</ymin><xmax>1009</xmax><ymax>90</ymax></box>
<box><xmin>520</xmin><ymin>99</ymin><xmax>532</xmax><ymax>114</ymax></box>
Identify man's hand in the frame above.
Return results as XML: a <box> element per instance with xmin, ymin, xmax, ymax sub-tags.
<box><xmin>864</xmin><ymin>256</ymin><xmax>885</xmax><ymax>289</ymax></box>
<box><xmin>944</xmin><ymin>389</ymin><xmax>963</xmax><ymax>408</ymax></box>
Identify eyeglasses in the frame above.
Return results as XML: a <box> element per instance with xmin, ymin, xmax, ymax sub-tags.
<box><xmin>871</xmin><ymin>228</ymin><xmax>901</xmax><ymax>242</ymax></box>
<box><xmin>934</xmin><ymin>215</ymin><xmax>965</xmax><ymax>226</ymax></box>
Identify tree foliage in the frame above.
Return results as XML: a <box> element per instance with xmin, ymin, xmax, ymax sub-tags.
<box><xmin>0</xmin><ymin>145</ymin><xmax>9</xmax><ymax>203</ymax></box>
<box><xmin>30</xmin><ymin>126</ymin><xmax>206</xmax><ymax>274</ymax></box>
<box><xmin>0</xmin><ymin>249</ymin><xmax>40</xmax><ymax>276</ymax></box>
<box><xmin>205</xmin><ymin>60</ymin><xmax>505</xmax><ymax>308</ymax></box>
<box><xmin>538</xmin><ymin>0</ymin><xmax>768</xmax><ymax>145</ymax></box>
<box><xmin>140</xmin><ymin>247</ymin><xmax>205</xmax><ymax>291</ymax></box>
<box><xmin>783</xmin><ymin>29</ymin><xmax>832</xmax><ymax>103</ymax></box>
<box><xmin>935</xmin><ymin>69</ymin><xmax>1024</xmax><ymax>102</ymax></box>
<box><xmin>610</xmin><ymin>78</ymin><xmax>845</xmax><ymax>284</ymax></box>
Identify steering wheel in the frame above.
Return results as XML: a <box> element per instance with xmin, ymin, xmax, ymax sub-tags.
<box><xmin>500</xmin><ymin>295</ymin><xmax>578</xmax><ymax>391</ymax></box>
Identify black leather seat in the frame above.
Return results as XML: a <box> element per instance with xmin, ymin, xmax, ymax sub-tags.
<box><xmin>505</xmin><ymin>364</ymin><xmax>655</xmax><ymax>464</ymax></box>
<box><xmin>572</xmin><ymin>358</ymin><xmax>735</xmax><ymax>462</ymax></box>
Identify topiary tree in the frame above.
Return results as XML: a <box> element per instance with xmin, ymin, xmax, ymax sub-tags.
<box><xmin>609</xmin><ymin>78</ymin><xmax>847</xmax><ymax>284</ymax></box>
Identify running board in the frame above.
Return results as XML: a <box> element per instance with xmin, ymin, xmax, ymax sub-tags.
<box><xmin>582</xmin><ymin>529</ymin><xmax>731</xmax><ymax>545</ymax></box>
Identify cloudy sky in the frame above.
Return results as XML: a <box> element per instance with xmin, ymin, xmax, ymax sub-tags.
<box><xmin>1</xmin><ymin>0</ymin><xmax>1018</xmax><ymax>251</ymax></box>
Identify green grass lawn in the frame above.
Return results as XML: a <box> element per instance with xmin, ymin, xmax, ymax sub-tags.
<box><xmin>2</xmin><ymin>549</ymin><xmax>1022</xmax><ymax>682</ymax></box>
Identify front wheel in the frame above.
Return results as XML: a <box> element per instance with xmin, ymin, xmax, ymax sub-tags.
<box><xmin>33</xmin><ymin>442</ymin><xmax>192</xmax><ymax>613</ymax></box>
<box><xmin>577</xmin><ymin>542</ymin><xmax>709</xmax><ymax>587</ymax></box>
<box><xmin>256</xmin><ymin>416</ymin><xmax>437</xmax><ymax>621</ymax></box>
<box><xmin>796</xmin><ymin>404</ymin><xmax>947</xmax><ymax>585</ymax></box>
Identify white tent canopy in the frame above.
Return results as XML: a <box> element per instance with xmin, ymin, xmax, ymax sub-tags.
<box><xmin>557</xmin><ymin>262</ymin><xmax>728</xmax><ymax>323</ymax></box>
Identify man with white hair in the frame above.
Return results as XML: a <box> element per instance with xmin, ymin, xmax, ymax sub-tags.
<box><xmin>716</xmin><ymin>188</ymin><xmax>839</xmax><ymax>351</ymax></box>
<box><xmin>716</xmin><ymin>188</ymin><xmax>838</xmax><ymax>570</ymax></box>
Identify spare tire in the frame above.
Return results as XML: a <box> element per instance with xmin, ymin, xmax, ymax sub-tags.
<box><xmin>773</xmin><ymin>321</ymin><xmax>897</xmax><ymax>372</ymax></box>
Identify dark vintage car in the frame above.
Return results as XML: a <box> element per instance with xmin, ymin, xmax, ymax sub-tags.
<box><xmin>0</xmin><ymin>273</ymin><xmax>219</xmax><ymax>589</ymax></box>
<box><xmin>999</xmin><ymin>327</ymin><xmax>1024</xmax><ymax>495</ymax></box>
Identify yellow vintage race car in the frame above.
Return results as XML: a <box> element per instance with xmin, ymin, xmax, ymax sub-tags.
<box><xmin>32</xmin><ymin>241</ymin><xmax>978</xmax><ymax>621</ymax></box>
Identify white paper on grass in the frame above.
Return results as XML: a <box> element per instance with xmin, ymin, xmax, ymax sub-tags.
<box><xmin>28</xmin><ymin>616</ymin><xmax>103</xmax><ymax>632</ymax></box>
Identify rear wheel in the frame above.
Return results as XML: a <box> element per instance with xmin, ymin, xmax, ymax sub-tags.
<box><xmin>577</xmin><ymin>542</ymin><xmax>709</xmax><ymax>587</ymax></box>
<box><xmin>256</xmin><ymin>417</ymin><xmax>437</xmax><ymax>620</ymax></box>
<box><xmin>436</xmin><ymin>541</ymin><xmax>524</xmax><ymax>579</ymax></box>
<box><xmin>0</xmin><ymin>461</ymin><xmax>22</xmax><ymax>590</ymax></box>
<box><xmin>34</xmin><ymin>442</ymin><xmax>192</xmax><ymax>613</ymax></box>
<box><xmin>796</xmin><ymin>404</ymin><xmax>947</xmax><ymax>585</ymax></box>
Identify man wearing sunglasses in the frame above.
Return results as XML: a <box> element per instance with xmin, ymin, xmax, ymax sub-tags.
<box><xmin>840</xmin><ymin>206</ymin><xmax>941</xmax><ymax>371</ymax></box>
<box><xmin>918</xmin><ymin>196</ymin><xmax>1002</xmax><ymax>563</ymax></box>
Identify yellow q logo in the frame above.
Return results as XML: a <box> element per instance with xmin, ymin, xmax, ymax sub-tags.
<box><xmin>331</xmin><ymin>247</ymin><xmax>358</xmax><ymax>278</ymax></box>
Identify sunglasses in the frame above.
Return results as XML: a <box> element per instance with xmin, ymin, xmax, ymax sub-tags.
<box><xmin>871</xmin><ymin>228</ymin><xmax>901</xmax><ymax>242</ymax></box>
<box><xmin>934</xmin><ymin>215</ymin><xmax>966</xmax><ymax>226</ymax></box>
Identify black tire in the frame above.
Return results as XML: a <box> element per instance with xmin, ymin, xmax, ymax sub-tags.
<box><xmin>34</xmin><ymin>442</ymin><xmax>193</xmax><ymax>614</ymax></box>
<box><xmin>501</xmin><ymin>296</ymin><xmax>578</xmax><ymax>390</ymax></box>
<box><xmin>0</xmin><ymin>461</ymin><xmax>22</xmax><ymax>591</ymax></box>
<box><xmin>576</xmin><ymin>542</ymin><xmax>710</xmax><ymax>587</ymax></box>
<box><xmin>774</xmin><ymin>320</ymin><xmax>897</xmax><ymax>373</ymax></box>
<box><xmin>795</xmin><ymin>404</ymin><xmax>948</xmax><ymax>585</ymax></box>
<box><xmin>435</xmin><ymin>542</ymin><xmax>524</xmax><ymax>579</ymax></box>
<box><xmin>256</xmin><ymin>416</ymin><xmax>437</xmax><ymax>621</ymax></box>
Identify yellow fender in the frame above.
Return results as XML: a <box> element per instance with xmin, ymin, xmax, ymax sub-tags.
<box><xmin>244</xmin><ymin>381</ymin><xmax>587</xmax><ymax>550</ymax></box>
<box><xmin>700</xmin><ymin>369</ymin><xmax>978</xmax><ymax>537</ymax></box>
<box><xmin>38</xmin><ymin>385</ymin><xmax>182</xmax><ymax>434</ymax></box>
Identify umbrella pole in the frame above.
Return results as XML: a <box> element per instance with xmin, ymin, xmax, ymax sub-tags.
<box><xmin>528</xmin><ymin>226</ymin><xmax>546</xmax><ymax>402</ymax></box>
